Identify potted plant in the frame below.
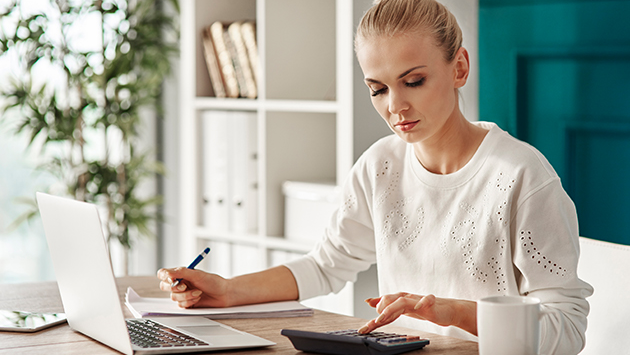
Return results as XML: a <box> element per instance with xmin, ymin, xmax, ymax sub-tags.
<box><xmin>0</xmin><ymin>0</ymin><xmax>178</xmax><ymax>275</ymax></box>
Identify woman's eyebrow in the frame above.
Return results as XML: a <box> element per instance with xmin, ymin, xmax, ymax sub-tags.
<box><xmin>364</xmin><ymin>65</ymin><xmax>428</xmax><ymax>84</ymax></box>
<box><xmin>398</xmin><ymin>65</ymin><xmax>427</xmax><ymax>79</ymax></box>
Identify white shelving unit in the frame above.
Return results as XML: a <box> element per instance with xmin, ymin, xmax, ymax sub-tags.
<box><xmin>179</xmin><ymin>0</ymin><xmax>370</xmax><ymax>316</ymax></box>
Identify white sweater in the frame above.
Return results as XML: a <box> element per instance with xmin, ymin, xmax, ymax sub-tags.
<box><xmin>285</xmin><ymin>122</ymin><xmax>593</xmax><ymax>355</ymax></box>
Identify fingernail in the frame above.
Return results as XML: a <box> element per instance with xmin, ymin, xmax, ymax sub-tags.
<box><xmin>358</xmin><ymin>325</ymin><xmax>369</xmax><ymax>334</ymax></box>
<box><xmin>192</xmin><ymin>290</ymin><xmax>202</xmax><ymax>297</ymax></box>
<box><xmin>364</xmin><ymin>298</ymin><xmax>372</xmax><ymax>303</ymax></box>
<box><xmin>177</xmin><ymin>284</ymin><xmax>186</xmax><ymax>291</ymax></box>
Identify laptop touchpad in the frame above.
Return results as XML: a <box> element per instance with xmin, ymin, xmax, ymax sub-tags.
<box><xmin>179</xmin><ymin>325</ymin><xmax>241</xmax><ymax>336</ymax></box>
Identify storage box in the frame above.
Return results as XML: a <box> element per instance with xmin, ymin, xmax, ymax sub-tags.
<box><xmin>282</xmin><ymin>181</ymin><xmax>341</xmax><ymax>243</ymax></box>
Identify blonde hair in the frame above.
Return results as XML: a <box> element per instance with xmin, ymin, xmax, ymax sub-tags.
<box><xmin>355</xmin><ymin>0</ymin><xmax>463</xmax><ymax>63</ymax></box>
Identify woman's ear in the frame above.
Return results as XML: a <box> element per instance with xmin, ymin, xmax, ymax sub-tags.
<box><xmin>453</xmin><ymin>47</ymin><xmax>470</xmax><ymax>89</ymax></box>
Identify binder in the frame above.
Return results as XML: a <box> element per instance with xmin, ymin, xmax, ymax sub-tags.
<box><xmin>201</xmin><ymin>110</ymin><xmax>230</xmax><ymax>232</ymax></box>
<box><xmin>229</xmin><ymin>111</ymin><xmax>258</xmax><ymax>234</ymax></box>
<box><xmin>201</xmin><ymin>110</ymin><xmax>258</xmax><ymax>235</ymax></box>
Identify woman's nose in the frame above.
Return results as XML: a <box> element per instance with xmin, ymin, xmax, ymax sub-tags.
<box><xmin>388</xmin><ymin>90</ymin><xmax>409</xmax><ymax>115</ymax></box>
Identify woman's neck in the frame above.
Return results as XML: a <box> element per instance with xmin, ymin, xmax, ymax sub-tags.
<box><xmin>413</xmin><ymin>117</ymin><xmax>488</xmax><ymax>175</ymax></box>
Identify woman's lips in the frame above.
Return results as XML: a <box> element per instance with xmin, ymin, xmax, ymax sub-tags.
<box><xmin>395</xmin><ymin>120</ymin><xmax>419</xmax><ymax>132</ymax></box>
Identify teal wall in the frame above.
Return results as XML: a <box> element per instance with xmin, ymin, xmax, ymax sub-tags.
<box><xmin>479</xmin><ymin>0</ymin><xmax>630</xmax><ymax>245</ymax></box>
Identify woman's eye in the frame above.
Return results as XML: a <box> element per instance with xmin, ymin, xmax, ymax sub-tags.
<box><xmin>370</xmin><ymin>87</ymin><xmax>387</xmax><ymax>97</ymax></box>
<box><xmin>405</xmin><ymin>77</ymin><xmax>426</xmax><ymax>88</ymax></box>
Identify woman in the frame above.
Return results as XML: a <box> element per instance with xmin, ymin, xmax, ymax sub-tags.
<box><xmin>158</xmin><ymin>1</ymin><xmax>592</xmax><ymax>353</ymax></box>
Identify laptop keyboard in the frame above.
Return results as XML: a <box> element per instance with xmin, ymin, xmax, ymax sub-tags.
<box><xmin>126</xmin><ymin>319</ymin><xmax>210</xmax><ymax>348</ymax></box>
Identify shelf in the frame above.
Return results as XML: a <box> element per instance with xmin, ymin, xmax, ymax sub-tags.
<box><xmin>263</xmin><ymin>99</ymin><xmax>339</xmax><ymax>113</ymax></box>
<box><xmin>195</xmin><ymin>227</ymin><xmax>314</xmax><ymax>253</ymax></box>
<box><xmin>261</xmin><ymin>236</ymin><xmax>314</xmax><ymax>253</ymax></box>
<box><xmin>195</xmin><ymin>98</ymin><xmax>339</xmax><ymax>113</ymax></box>
<box><xmin>195</xmin><ymin>97</ymin><xmax>259</xmax><ymax>111</ymax></box>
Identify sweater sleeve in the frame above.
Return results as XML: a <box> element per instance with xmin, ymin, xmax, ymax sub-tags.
<box><xmin>284</xmin><ymin>157</ymin><xmax>377</xmax><ymax>301</ymax></box>
<box><xmin>511</xmin><ymin>178</ymin><xmax>593</xmax><ymax>355</ymax></box>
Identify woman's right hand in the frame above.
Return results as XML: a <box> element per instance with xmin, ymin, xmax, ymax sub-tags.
<box><xmin>157</xmin><ymin>267</ymin><xmax>230</xmax><ymax>308</ymax></box>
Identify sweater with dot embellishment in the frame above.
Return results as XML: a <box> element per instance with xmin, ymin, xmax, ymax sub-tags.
<box><xmin>285</xmin><ymin>121</ymin><xmax>593</xmax><ymax>355</ymax></box>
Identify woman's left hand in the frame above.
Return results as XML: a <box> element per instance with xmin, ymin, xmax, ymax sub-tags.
<box><xmin>358</xmin><ymin>292</ymin><xmax>477</xmax><ymax>335</ymax></box>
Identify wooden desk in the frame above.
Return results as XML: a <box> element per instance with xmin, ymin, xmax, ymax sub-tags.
<box><xmin>0</xmin><ymin>276</ymin><xmax>478</xmax><ymax>354</ymax></box>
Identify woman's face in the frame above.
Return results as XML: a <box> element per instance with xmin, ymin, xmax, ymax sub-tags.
<box><xmin>356</xmin><ymin>32</ymin><xmax>468</xmax><ymax>146</ymax></box>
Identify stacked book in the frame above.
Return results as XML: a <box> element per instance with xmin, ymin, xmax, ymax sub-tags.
<box><xmin>202</xmin><ymin>21</ymin><xmax>259</xmax><ymax>99</ymax></box>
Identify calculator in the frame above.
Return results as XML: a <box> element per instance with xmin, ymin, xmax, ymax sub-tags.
<box><xmin>281</xmin><ymin>329</ymin><xmax>429</xmax><ymax>355</ymax></box>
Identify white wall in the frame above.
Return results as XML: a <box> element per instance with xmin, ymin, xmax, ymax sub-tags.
<box><xmin>440</xmin><ymin>0</ymin><xmax>479</xmax><ymax>122</ymax></box>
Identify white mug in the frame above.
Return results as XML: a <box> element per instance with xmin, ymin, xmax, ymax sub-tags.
<box><xmin>477</xmin><ymin>296</ymin><xmax>541</xmax><ymax>355</ymax></box>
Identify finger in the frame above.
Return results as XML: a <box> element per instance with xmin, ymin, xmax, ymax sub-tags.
<box><xmin>358</xmin><ymin>319</ymin><xmax>379</xmax><ymax>334</ymax></box>
<box><xmin>178</xmin><ymin>297</ymin><xmax>201</xmax><ymax>309</ymax></box>
<box><xmin>375</xmin><ymin>292</ymin><xmax>409</xmax><ymax>314</ymax></box>
<box><xmin>170</xmin><ymin>289</ymin><xmax>203</xmax><ymax>303</ymax></box>
<box><xmin>364</xmin><ymin>297</ymin><xmax>381</xmax><ymax>308</ymax></box>
<box><xmin>157</xmin><ymin>268</ymin><xmax>183</xmax><ymax>285</ymax></box>
<box><xmin>374</xmin><ymin>295</ymin><xmax>394</xmax><ymax>314</ymax></box>
<box><xmin>173</xmin><ymin>283</ymin><xmax>187</xmax><ymax>292</ymax></box>
<box><xmin>172</xmin><ymin>267</ymin><xmax>205</xmax><ymax>285</ymax></box>
<box><xmin>159</xmin><ymin>280</ymin><xmax>171</xmax><ymax>291</ymax></box>
<box><xmin>375</xmin><ymin>297</ymin><xmax>408</xmax><ymax>326</ymax></box>
<box><xmin>159</xmin><ymin>279</ymin><xmax>187</xmax><ymax>292</ymax></box>
<box><xmin>157</xmin><ymin>268</ymin><xmax>173</xmax><ymax>282</ymax></box>
<box><xmin>358</xmin><ymin>304</ymin><xmax>405</xmax><ymax>335</ymax></box>
<box><xmin>413</xmin><ymin>294</ymin><xmax>436</xmax><ymax>311</ymax></box>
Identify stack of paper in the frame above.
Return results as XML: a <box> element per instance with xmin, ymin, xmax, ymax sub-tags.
<box><xmin>125</xmin><ymin>288</ymin><xmax>313</xmax><ymax>319</ymax></box>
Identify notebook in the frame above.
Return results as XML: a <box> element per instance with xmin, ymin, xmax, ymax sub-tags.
<box><xmin>126</xmin><ymin>287</ymin><xmax>313</xmax><ymax>319</ymax></box>
<box><xmin>36</xmin><ymin>192</ymin><xmax>275</xmax><ymax>354</ymax></box>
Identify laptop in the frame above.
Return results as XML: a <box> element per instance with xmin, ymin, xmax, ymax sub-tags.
<box><xmin>36</xmin><ymin>192</ymin><xmax>275</xmax><ymax>354</ymax></box>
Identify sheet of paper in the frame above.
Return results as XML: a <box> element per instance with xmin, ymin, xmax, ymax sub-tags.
<box><xmin>125</xmin><ymin>287</ymin><xmax>314</xmax><ymax>319</ymax></box>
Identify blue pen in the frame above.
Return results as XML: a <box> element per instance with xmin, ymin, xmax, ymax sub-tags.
<box><xmin>171</xmin><ymin>247</ymin><xmax>210</xmax><ymax>288</ymax></box>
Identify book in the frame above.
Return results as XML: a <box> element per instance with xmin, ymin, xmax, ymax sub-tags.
<box><xmin>210</xmin><ymin>21</ymin><xmax>239</xmax><ymax>98</ymax></box>
<box><xmin>125</xmin><ymin>287</ymin><xmax>314</xmax><ymax>319</ymax></box>
<box><xmin>201</xmin><ymin>26</ymin><xmax>227</xmax><ymax>98</ymax></box>
<box><xmin>227</xmin><ymin>21</ymin><xmax>257</xmax><ymax>99</ymax></box>
<box><xmin>223</xmin><ymin>25</ymin><xmax>250</xmax><ymax>98</ymax></box>
<box><xmin>240</xmin><ymin>21</ymin><xmax>259</xmax><ymax>87</ymax></box>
